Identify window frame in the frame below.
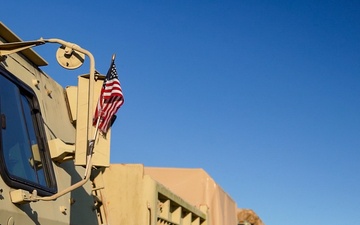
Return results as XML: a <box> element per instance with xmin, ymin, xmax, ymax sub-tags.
<box><xmin>0</xmin><ymin>66</ymin><xmax>57</xmax><ymax>196</ymax></box>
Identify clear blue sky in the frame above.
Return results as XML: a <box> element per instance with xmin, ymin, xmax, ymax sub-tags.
<box><xmin>2</xmin><ymin>1</ymin><xmax>360</xmax><ymax>224</ymax></box>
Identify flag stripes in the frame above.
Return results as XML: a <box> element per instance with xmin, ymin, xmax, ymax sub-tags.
<box><xmin>93</xmin><ymin>60</ymin><xmax>124</xmax><ymax>133</ymax></box>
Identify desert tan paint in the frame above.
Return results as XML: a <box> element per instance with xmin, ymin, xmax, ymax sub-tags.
<box><xmin>0</xmin><ymin>22</ymin><xmax>208</xmax><ymax>225</ymax></box>
<box><xmin>93</xmin><ymin>164</ymin><xmax>207</xmax><ymax>225</ymax></box>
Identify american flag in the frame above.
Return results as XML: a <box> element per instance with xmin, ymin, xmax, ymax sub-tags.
<box><xmin>93</xmin><ymin>60</ymin><xmax>124</xmax><ymax>134</ymax></box>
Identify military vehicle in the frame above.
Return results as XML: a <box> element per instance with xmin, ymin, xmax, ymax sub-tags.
<box><xmin>0</xmin><ymin>22</ymin><xmax>264</xmax><ymax>225</ymax></box>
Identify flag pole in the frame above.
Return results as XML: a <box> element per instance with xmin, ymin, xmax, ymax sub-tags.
<box><xmin>84</xmin><ymin>92</ymin><xmax>101</xmax><ymax>177</ymax></box>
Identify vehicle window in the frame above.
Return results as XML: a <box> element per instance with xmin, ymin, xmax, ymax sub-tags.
<box><xmin>0</xmin><ymin>70</ymin><xmax>56</xmax><ymax>195</ymax></box>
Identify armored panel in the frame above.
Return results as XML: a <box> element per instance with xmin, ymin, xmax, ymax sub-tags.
<box><xmin>74</xmin><ymin>75</ymin><xmax>111</xmax><ymax>167</ymax></box>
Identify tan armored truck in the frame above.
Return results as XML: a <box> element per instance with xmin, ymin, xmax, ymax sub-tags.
<box><xmin>0</xmin><ymin>22</ymin><xmax>264</xmax><ymax>225</ymax></box>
